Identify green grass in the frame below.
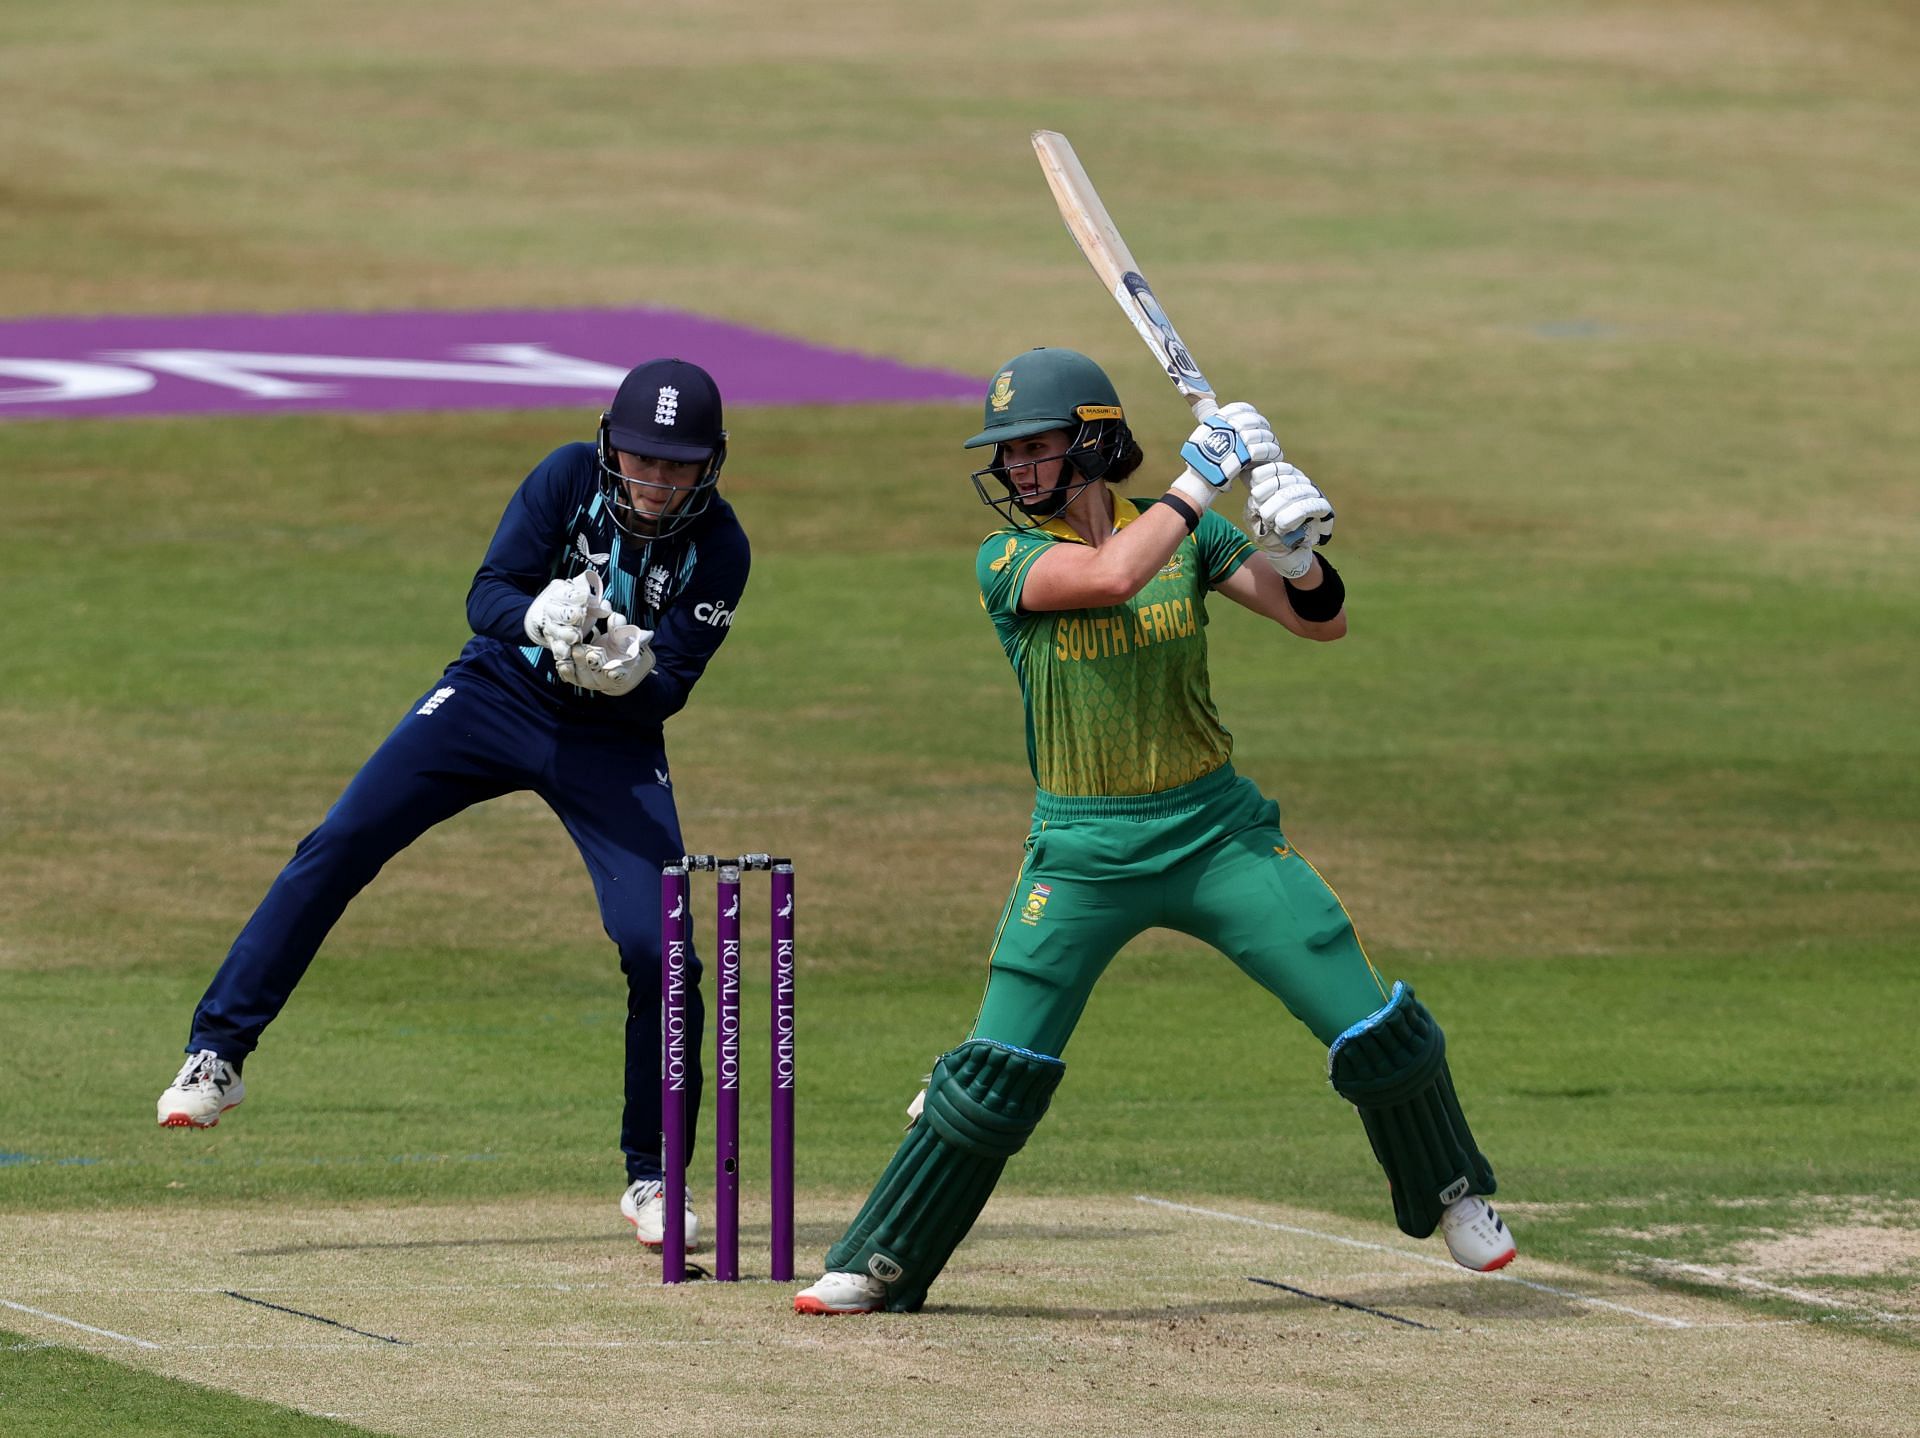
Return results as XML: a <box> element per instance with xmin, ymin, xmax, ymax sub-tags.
<box><xmin>2</xmin><ymin>0</ymin><xmax>1918</xmax><ymax>1428</ymax></box>
<box><xmin>0</xmin><ymin>1330</ymin><xmax>378</xmax><ymax>1437</ymax></box>
<box><xmin>3</xmin><ymin>405</ymin><xmax>1915</xmax><ymax>1331</ymax></box>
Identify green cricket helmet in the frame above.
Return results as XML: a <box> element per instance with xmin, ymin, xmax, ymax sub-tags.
<box><xmin>964</xmin><ymin>348</ymin><xmax>1135</xmax><ymax>527</ymax></box>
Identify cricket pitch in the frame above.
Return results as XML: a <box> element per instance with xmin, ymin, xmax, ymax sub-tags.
<box><xmin>4</xmin><ymin>1192</ymin><xmax>1914</xmax><ymax>1437</ymax></box>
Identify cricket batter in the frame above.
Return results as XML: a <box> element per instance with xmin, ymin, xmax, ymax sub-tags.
<box><xmin>795</xmin><ymin>348</ymin><xmax>1514</xmax><ymax>1314</ymax></box>
<box><xmin>155</xmin><ymin>358</ymin><xmax>747</xmax><ymax>1248</ymax></box>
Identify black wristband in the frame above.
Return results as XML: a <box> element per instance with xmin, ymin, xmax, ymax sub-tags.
<box><xmin>1282</xmin><ymin>556</ymin><xmax>1344</xmax><ymax>622</ymax></box>
<box><xmin>1157</xmin><ymin>493</ymin><xmax>1202</xmax><ymax>533</ymax></box>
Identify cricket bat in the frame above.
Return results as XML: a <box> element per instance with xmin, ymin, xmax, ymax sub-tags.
<box><xmin>1031</xmin><ymin>129</ymin><xmax>1218</xmax><ymax>420</ymax></box>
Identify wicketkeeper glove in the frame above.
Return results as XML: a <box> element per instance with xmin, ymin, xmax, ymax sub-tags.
<box><xmin>567</xmin><ymin>623</ymin><xmax>655</xmax><ymax>697</ymax></box>
<box><xmin>525</xmin><ymin>572</ymin><xmax>616</xmax><ymax>683</ymax></box>
<box><xmin>577</xmin><ymin>572</ymin><xmax>615</xmax><ymax>632</ymax></box>
<box><xmin>525</xmin><ymin>576</ymin><xmax>586</xmax><ymax>648</ymax></box>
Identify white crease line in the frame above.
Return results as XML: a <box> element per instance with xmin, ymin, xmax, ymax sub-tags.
<box><xmin>1135</xmin><ymin>1195</ymin><xmax>1692</xmax><ymax>1330</ymax></box>
<box><xmin>1677</xmin><ymin>1314</ymin><xmax>1917</xmax><ymax>1330</ymax></box>
<box><xmin>1631</xmin><ymin>1258</ymin><xmax>1914</xmax><ymax>1323</ymax></box>
<box><xmin>45</xmin><ymin>1335</ymin><xmax>1065</xmax><ymax>1354</ymax></box>
<box><xmin>0</xmin><ymin>1297</ymin><xmax>160</xmax><ymax>1349</ymax></box>
<box><xmin>2</xmin><ymin>1282</ymin><xmax>616</xmax><ymax>1295</ymax></box>
<box><xmin>2</xmin><ymin>1339</ymin><xmax>746</xmax><ymax>1355</ymax></box>
<box><xmin>165</xmin><ymin>1340</ymin><xmax>745</xmax><ymax>1351</ymax></box>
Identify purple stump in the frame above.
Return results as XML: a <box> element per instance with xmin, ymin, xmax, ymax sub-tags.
<box><xmin>714</xmin><ymin>861</ymin><xmax>743</xmax><ymax>1281</ymax></box>
<box><xmin>660</xmin><ymin>864</ymin><xmax>690</xmax><ymax>1284</ymax></box>
<box><xmin>770</xmin><ymin>862</ymin><xmax>796</xmax><ymax>1282</ymax></box>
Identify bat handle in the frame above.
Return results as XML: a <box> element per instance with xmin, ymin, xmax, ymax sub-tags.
<box><xmin>1188</xmin><ymin>394</ymin><xmax>1220</xmax><ymax>421</ymax></box>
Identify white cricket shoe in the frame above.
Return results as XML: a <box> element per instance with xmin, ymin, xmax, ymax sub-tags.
<box><xmin>156</xmin><ymin>1050</ymin><xmax>245</xmax><ymax>1128</ymax></box>
<box><xmin>621</xmin><ymin>1179</ymin><xmax>702</xmax><ymax>1250</ymax></box>
<box><xmin>1441</xmin><ymin>1194</ymin><xmax>1517</xmax><ymax>1271</ymax></box>
<box><xmin>793</xmin><ymin>1270</ymin><xmax>889</xmax><ymax>1315</ymax></box>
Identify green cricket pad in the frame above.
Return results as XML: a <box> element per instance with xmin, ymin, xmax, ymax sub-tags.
<box><xmin>825</xmin><ymin>1039</ymin><xmax>1066</xmax><ymax>1312</ymax></box>
<box><xmin>1327</xmin><ymin>982</ymin><xmax>1497</xmax><ymax>1239</ymax></box>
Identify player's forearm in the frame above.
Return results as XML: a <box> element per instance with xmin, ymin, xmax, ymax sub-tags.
<box><xmin>470</xmin><ymin>572</ymin><xmax>533</xmax><ymax>641</ymax></box>
<box><xmin>1218</xmin><ymin>551</ymin><xmax>1347</xmax><ymax>640</ymax></box>
<box><xmin>1094</xmin><ymin>498</ymin><xmax>1193</xmax><ymax>602</ymax></box>
<box><xmin>1279</xmin><ymin>554</ymin><xmax>1346</xmax><ymax>640</ymax></box>
<box><xmin>1023</xmin><ymin>499</ymin><xmax>1189</xmax><ymax>610</ymax></box>
<box><xmin>466</xmin><ymin>572</ymin><xmax>541</xmax><ymax>643</ymax></box>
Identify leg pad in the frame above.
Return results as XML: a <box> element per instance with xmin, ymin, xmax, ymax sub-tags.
<box><xmin>826</xmin><ymin>1039</ymin><xmax>1065</xmax><ymax>1311</ymax></box>
<box><xmin>1328</xmin><ymin>982</ymin><xmax>1496</xmax><ymax>1239</ymax></box>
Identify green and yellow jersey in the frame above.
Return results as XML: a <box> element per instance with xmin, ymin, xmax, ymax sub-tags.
<box><xmin>976</xmin><ymin>498</ymin><xmax>1257</xmax><ymax>797</ymax></box>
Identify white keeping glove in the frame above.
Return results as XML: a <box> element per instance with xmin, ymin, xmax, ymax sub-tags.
<box><xmin>525</xmin><ymin>572</ymin><xmax>614</xmax><ymax>683</ymax></box>
<box><xmin>1171</xmin><ymin>401</ymin><xmax>1282</xmax><ymax>509</ymax></box>
<box><xmin>567</xmin><ymin>623</ymin><xmax>655</xmax><ymax>697</ymax></box>
<box><xmin>1245</xmin><ymin>461</ymin><xmax>1334</xmax><ymax>580</ymax></box>
<box><xmin>577</xmin><ymin>571</ymin><xmax>615</xmax><ymax>632</ymax></box>
<box><xmin>525</xmin><ymin>576</ymin><xmax>587</xmax><ymax>648</ymax></box>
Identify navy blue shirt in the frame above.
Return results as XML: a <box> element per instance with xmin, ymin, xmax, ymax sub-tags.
<box><xmin>462</xmin><ymin>441</ymin><xmax>749</xmax><ymax>733</ymax></box>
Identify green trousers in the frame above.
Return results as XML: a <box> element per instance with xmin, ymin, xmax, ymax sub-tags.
<box><xmin>970</xmin><ymin>764</ymin><xmax>1390</xmax><ymax>1056</ymax></box>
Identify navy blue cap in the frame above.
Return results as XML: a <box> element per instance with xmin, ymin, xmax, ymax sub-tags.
<box><xmin>606</xmin><ymin>358</ymin><xmax>724</xmax><ymax>461</ymax></box>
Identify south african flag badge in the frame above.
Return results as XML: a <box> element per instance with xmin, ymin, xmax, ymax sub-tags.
<box><xmin>1019</xmin><ymin>882</ymin><xmax>1053</xmax><ymax>927</ymax></box>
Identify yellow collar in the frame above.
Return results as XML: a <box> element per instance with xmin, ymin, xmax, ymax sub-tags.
<box><xmin>1038</xmin><ymin>495</ymin><xmax>1142</xmax><ymax>545</ymax></box>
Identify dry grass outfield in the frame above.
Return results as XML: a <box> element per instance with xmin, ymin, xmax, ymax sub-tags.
<box><xmin>5</xmin><ymin>1194</ymin><xmax>1913</xmax><ymax>1438</ymax></box>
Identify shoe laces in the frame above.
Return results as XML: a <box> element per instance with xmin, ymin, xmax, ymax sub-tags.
<box><xmin>175</xmin><ymin>1050</ymin><xmax>226</xmax><ymax>1088</ymax></box>
<box><xmin>1448</xmin><ymin>1196</ymin><xmax>1503</xmax><ymax>1232</ymax></box>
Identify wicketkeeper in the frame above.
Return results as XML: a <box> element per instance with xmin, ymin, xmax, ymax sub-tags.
<box><xmin>795</xmin><ymin>348</ymin><xmax>1514</xmax><ymax>1314</ymax></box>
<box><xmin>156</xmin><ymin>358</ymin><xmax>747</xmax><ymax>1249</ymax></box>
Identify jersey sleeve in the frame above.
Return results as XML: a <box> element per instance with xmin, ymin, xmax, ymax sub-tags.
<box><xmin>465</xmin><ymin>446</ymin><xmax>583</xmax><ymax>643</ymax></box>
<box><xmin>975</xmin><ymin>529</ymin><xmax>1054</xmax><ymax>622</ymax></box>
<box><xmin>1195</xmin><ymin>508</ymin><xmax>1258</xmax><ymax>588</ymax></box>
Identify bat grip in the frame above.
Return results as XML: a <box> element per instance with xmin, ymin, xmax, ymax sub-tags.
<box><xmin>1188</xmin><ymin>395</ymin><xmax>1219</xmax><ymax>421</ymax></box>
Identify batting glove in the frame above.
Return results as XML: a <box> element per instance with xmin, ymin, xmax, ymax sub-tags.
<box><xmin>1173</xmin><ymin>405</ymin><xmax>1282</xmax><ymax>509</ymax></box>
<box><xmin>1245</xmin><ymin>461</ymin><xmax>1334</xmax><ymax>580</ymax></box>
<box><xmin>1215</xmin><ymin>401</ymin><xmax>1281</xmax><ymax>471</ymax></box>
<box><xmin>568</xmin><ymin>624</ymin><xmax>655</xmax><ymax>697</ymax></box>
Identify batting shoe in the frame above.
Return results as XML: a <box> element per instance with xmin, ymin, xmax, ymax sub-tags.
<box><xmin>793</xmin><ymin>1271</ymin><xmax>889</xmax><ymax>1315</ymax></box>
<box><xmin>1441</xmin><ymin>1194</ymin><xmax>1517</xmax><ymax>1272</ymax></box>
<box><xmin>621</xmin><ymin>1179</ymin><xmax>702</xmax><ymax>1250</ymax></box>
<box><xmin>156</xmin><ymin>1049</ymin><xmax>245</xmax><ymax>1128</ymax></box>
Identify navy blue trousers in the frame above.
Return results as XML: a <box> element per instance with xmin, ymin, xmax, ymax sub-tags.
<box><xmin>188</xmin><ymin>647</ymin><xmax>702</xmax><ymax>1183</ymax></box>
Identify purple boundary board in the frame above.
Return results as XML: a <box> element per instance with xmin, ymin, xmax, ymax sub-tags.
<box><xmin>0</xmin><ymin>307</ymin><xmax>976</xmax><ymax>421</ymax></box>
